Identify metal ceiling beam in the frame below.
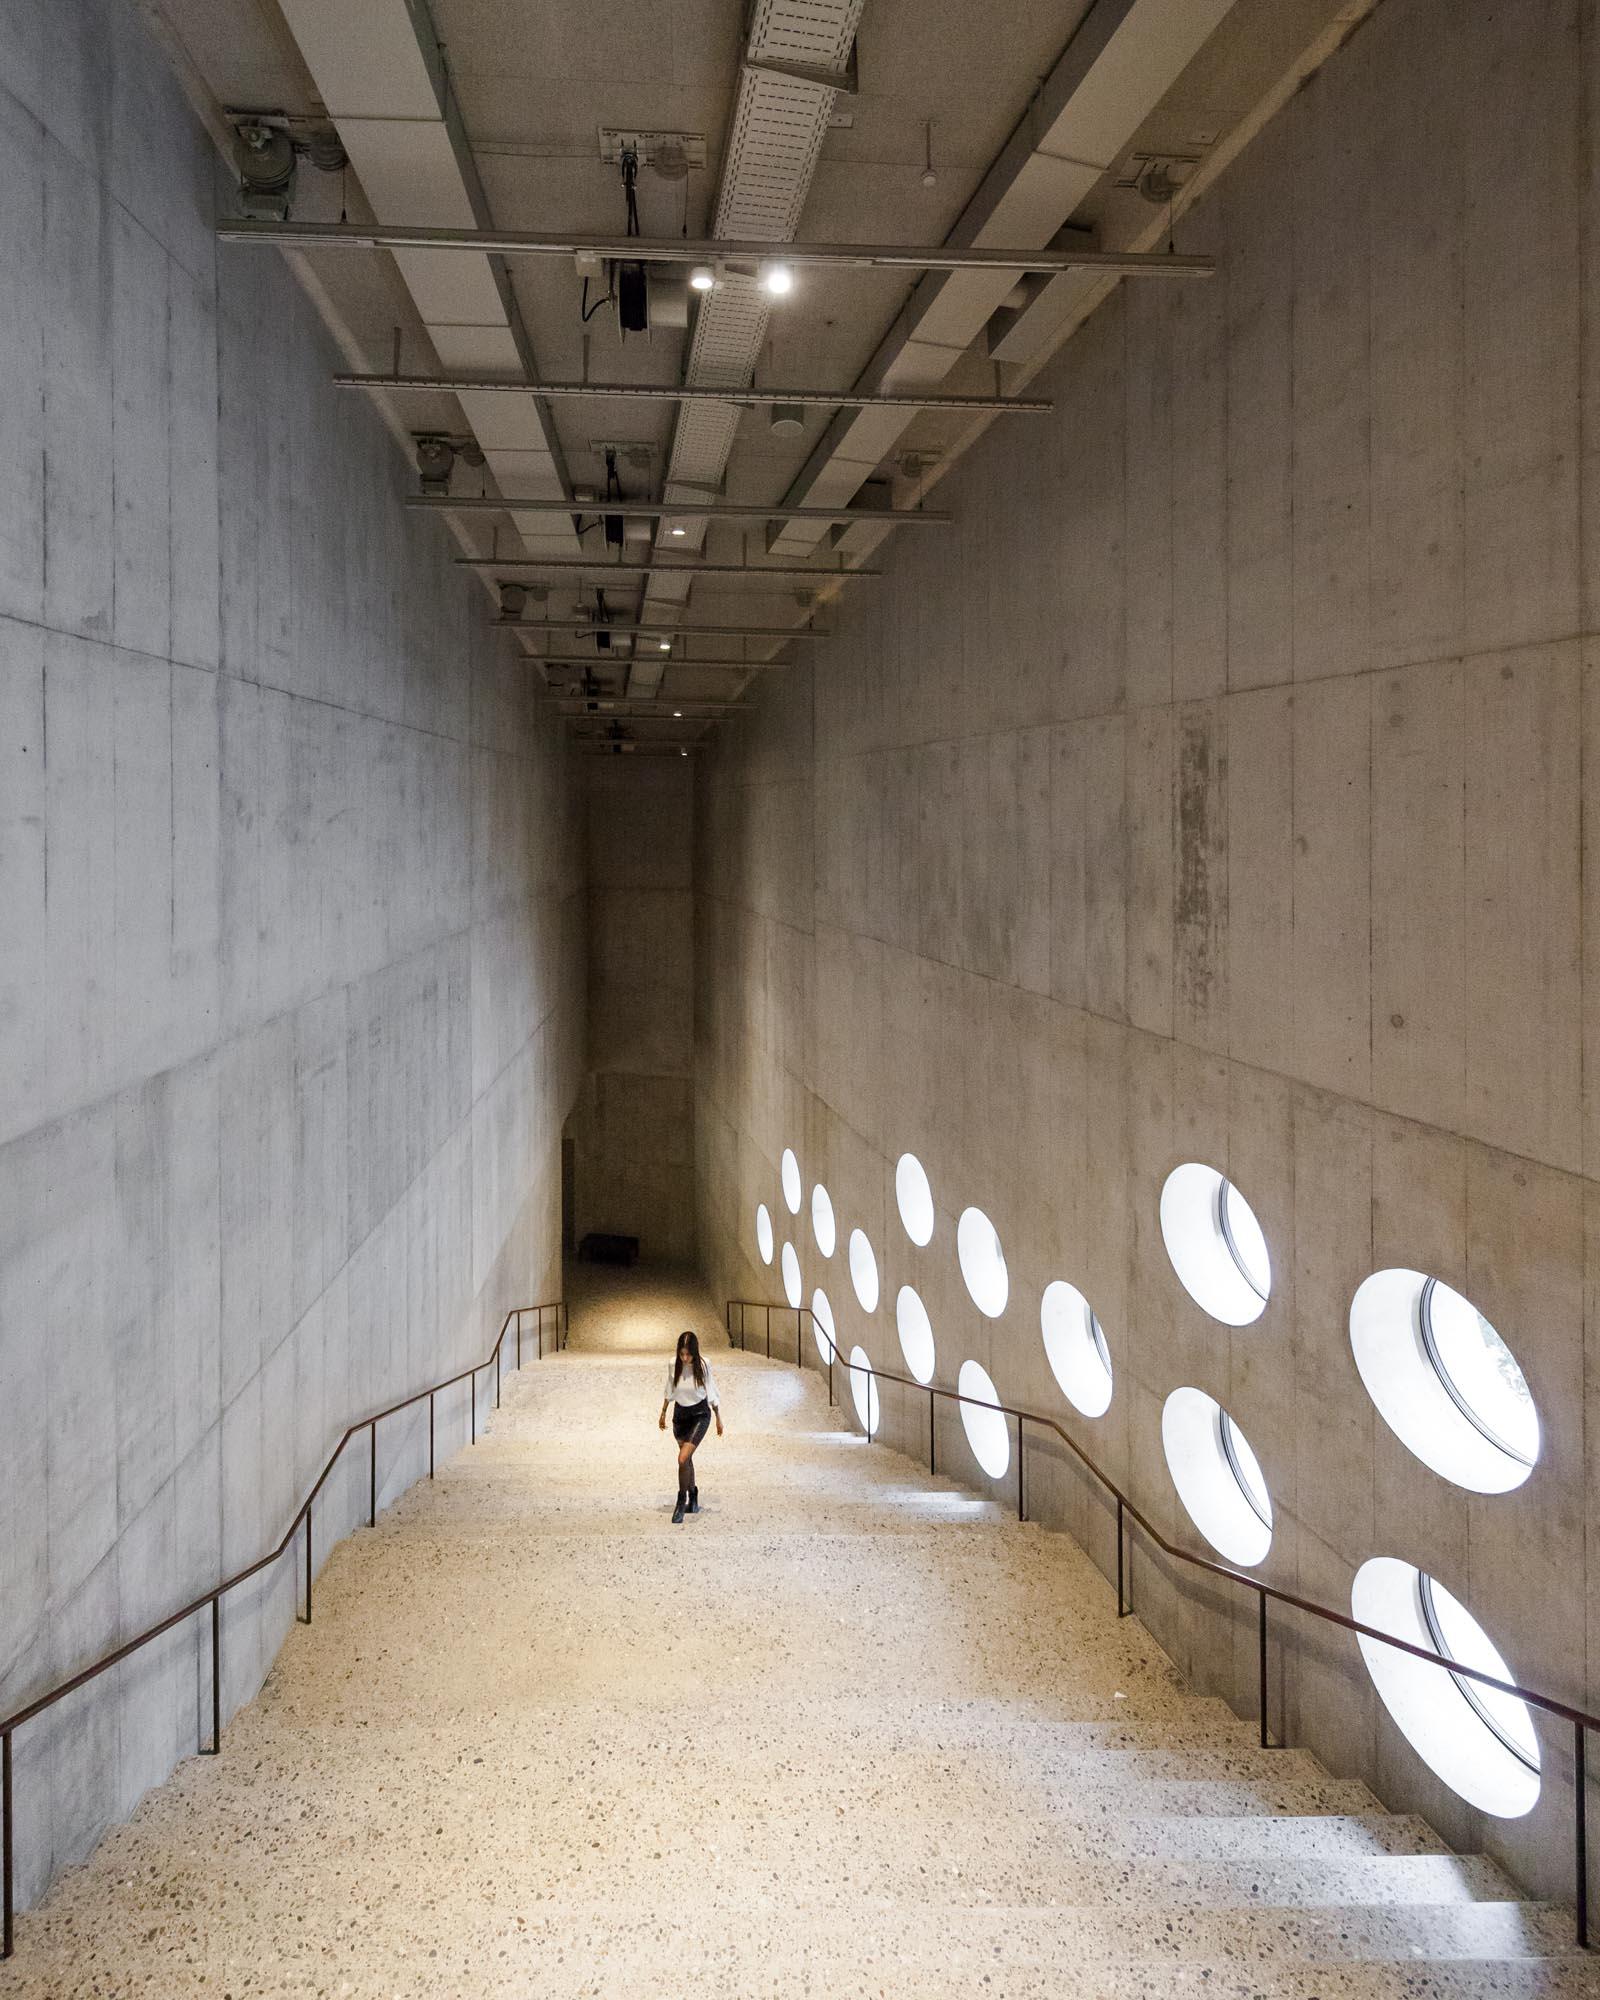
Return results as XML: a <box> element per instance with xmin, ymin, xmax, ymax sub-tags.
<box><xmin>493</xmin><ymin>619</ymin><xmax>820</xmax><ymax>639</ymax></box>
<box><xmin>408</xmin><ymin>494</ymin><xmax>949</xmax><ymax>525</ymax></box>
<box><xmin>552</xmin><ymin>701</ymin><xmax>747</xmax><ymax>715</ymax></box>
<box><xmin>461</xmin><ymin>559</ymin><xmax>878</xmax><ymax>578</ymax></box>
<box><xmin>533</xmin><ymin>654</ymin><xmax>790</xmax><ymax>672</ymax></box>
<box><xmin>338</xmin><ymin>373</ymin><xmax>1053</xmax><ymax>414</ymax></box>
<box><xmin>217</xmin><ymin>217</ymin><xmax>1216</xmax><ymax>279</ymax></box>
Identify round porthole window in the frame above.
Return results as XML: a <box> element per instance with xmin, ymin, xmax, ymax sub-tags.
<box><xmin>811</xmin><ymin>1183</ymin><xmax>836</xmax><ymax>1258</ymax></box>
<box><xmin>1040</xmin><ymin>1280</ymin><xmax>1113</xmax><ymax>1418</ymax></box>
<box><xmin>780</xmin><ymin>1241</ymin><xmax>802</xmax><ymax>1310</ymax></box>
<box><xmin>1160</xmin><ymin>1387</ymin><xmax>1273</xmax><ymax>1567</ymax></box>
<box><xmin>848</xmin><ymin>1345</ymin><xmax>880</xmax><ymax>1434</ymax></box>
<box><xmin>956</xmin><ymin>1207</ymin><xmax>1008</xmax><ymax>1319</ymax></box>
<box><xmin>895</xmin><ymin>1153</ymin><xmax>935</xmax><ymax>1247</ymax></box>
<box><xmin>781</xmin><ymin>1148</ymin><xmax>802</xmax><ymax>1216</ymax></box>
<box><xmin>811</xmin><ymin>1287</ymin><xmax>837</xmax><ymax>1365</ymax></box>
<box><xmin>894</xmin><ymin>1285</ymin><xmax>936</xmax><ymax>1385</ymax></box>
<box><xmin>1352</xmin><ymin>1557</ymin><xmax>1540</xmax><ymax>1818</ymax></box>
<box><xmin>848</xmin><ymin>1229</ymin><xmax>880</xmax><ymax>1313</ymax></box>
<box><xmin>1349</xmin><ymin>1270</ymin><xmax>1538</xmax><ymax>1494</ymax></box>
<box><xmin>755</xmin><ymin>1203</ymin><xmax>774</xmax><ymax>1266</ymax></box>
<box><xmin>957</xmin><ymin>1359</ymin><xmax>1010</xmax><ymax>1478</ymax></box>
<box><xmin>1159</xmin><ymin>1164</ymin><xmax>1271</xmax><ymax>1326</ymax></box>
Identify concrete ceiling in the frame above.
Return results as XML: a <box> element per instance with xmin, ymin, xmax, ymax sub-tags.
<box><xmin>150</xmin><ymin>0</ymin><xmax>1375</xmax><ymax>750</ymax></box>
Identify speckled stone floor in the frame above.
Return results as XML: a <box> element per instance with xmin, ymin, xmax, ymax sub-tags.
<box><xmin>7</xmin><ymin>1268</ymin><xmax>1597</xmax><ymax>1997</ymax></box>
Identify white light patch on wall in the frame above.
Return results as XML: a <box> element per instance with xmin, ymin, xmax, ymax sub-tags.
<box><xmin>1040</xmin><ymin>1280</ymin><xmax>1113</xmax><ymax>1418</ymax></box>
<box><xmin>781</xmin><ymin>1240</ymin><xmax>802</xmax><ymax>1309</ymax></box>
<box><xmin>957</xmin><ymin>1359</ymin><xmax>1010</xmax><ymax>1478</ymax></box>
<box><xmin>755</xmin><ymin>1203</ymin><xmax>774</xmax><ymax>1265</ymax></box>
<box><xmin>811</xmin><ymin>1182</ymin><xmax>836</xmax><ymax>1258</ymax></box>
<box><xmin>1353</xmin><ymin>1557</ymin><xmax>1540</xmax><ymax>1818</ymax></box>
<box><xmin>956</xmin><ymin>1207</ymin><xmax>1008</xmax><ymax>1318</ymax></box>
<box><xmin>848</xmin><ymin>1228</ymin><xmax>880</xmax><ymax>1313</ymax></box>
<box><xmin>781</xmin><ymin>1148</ymin><xmax>802</xmax><ymax>1215</ymax></box>
<box><xmin>1161</xmin><ymin>1386</ymin><xmax>1273</xmax><ymax>1567</ymax></box>
<box><xmin>811</xmin><ymin>1287</ymin><xmax>837</xmax><ymax>1364</ymax></box>
<box><xmin>848</xmin><ymin>1345</ymin><xmax>880</xmax><ymax>1434</ymax></box>
<box><xmin>895</xmin><ymin>1152</ymin><xmax>935</xmax><ymax>1246</ymax></box>
<box><xmin>1159</xmin><ymin>1164</ymin><xmax>1271</xmax><ymax>1327</ymax></box>
<box><xmin>1350</xmin><ymin>1269</ymin><xmax>1539</xmax><ymax>1494</ymax></box>
<box><xmin>895</xmin><ymin>1285</ymin><xmax>936</xmax><ymax>1384</ymax></box>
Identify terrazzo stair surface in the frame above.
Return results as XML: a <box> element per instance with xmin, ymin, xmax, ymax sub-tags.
<box><xmin>7</xmin><ymin>1272</ymin><xmax>1595</xmax><ymax>1998</ymax></box>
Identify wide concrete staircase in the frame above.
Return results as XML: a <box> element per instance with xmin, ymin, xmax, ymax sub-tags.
<box><xmin>11</xmin><ymin>1271</ymin><xmax>1598</xmax><ymax>1996</ymax></box>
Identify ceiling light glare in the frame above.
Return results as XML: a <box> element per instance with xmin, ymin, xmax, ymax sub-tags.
<box><xmin>1160</xmin><ymin>1387</ymin><xmax>1273</xmax><ymax>1567</ymax></box>
<box><xmin>848</xmin><ymin>1228</ymin><xmax>880</xmax><ymax>1313</ymax></box>
<box><xmin>894</xmin><ymin>1284</ymin><xmax>936</xmax><ymax>1384</ymax></box>
<box><xmin>688</xmin><ymin>263</ymin><xmax>716</xmax><ymax>292</ymax></box>
<box><xmin>658</xmin><ymin>640</ymin><xmax>671</xmax><ymax>651</ymax></box>
<box><xmin>956</xmin><ymin>1207</ymin><xmax>1008</xmax><ymax>1319</ymax></box>
<box><xmin>1352</xmin><ymin>1557</ymin><xmax>1540</xmax><ymax>1817</ymax></box>
<box><xmin>811</xmin><ymin>1182</ymin><xmax>836</xmax><ymax>1258</ymax></box>
<box><xmin>673</xmin><ymin>709</ymin><xmax>682</xmax><ymax>717</ymax></box>
<box><xmin>781</xmin><ymin>1240</ymin><xmax>802</xmax><ymax>1309</ymax></box>
<box><xmin>755</xmin><ymin>1203</ymin><xmax>774</xmax><ymax>1266</ymax></box>
<box><xmin>895</xmin><ymin>1152</ymin><xmax>935</xmax><ymax>1247</ymax></box>
<box><xmin>848</xmin><ymin>1344</ymin><xmax>880</xmax><ymax>1433</ymax></box>
<box><xmin>957</xmin><ymin>1359</ymin><xmax>1011</xmax><ymax>1479</ymax></box>
<box><xmin>1349</xmin><ymin>1269</ymin><xmax>1539</xmax><ymax>1494</ymax></box>
<box><xmin>1040</xmin><ymin>1280</ymin><xmax>1113</xmax><ymax>1418</ymax></box>
<box><xmin>759</xmin><ymin>261</ymin><xmax>794</xmax><ymax>296</ymax></box>
<box><xmin>781</xmin><ymin>1147</ymin><xmax>802</xmax><ymax>1215</ymax></box>
<box><xmin>1159</xmin><ymin>1163</ymin><xmax>1271</xmax><ymax>1326</ymax></box>
<box><xmin>670</xmin><ymin>525</ymin><xmax>687</xmax><ymax>536</ymax></box>
<box><xmin>811</xmin><ymin>1287</ymin><xmax>837</xmax><ymax>1365</ymax></box>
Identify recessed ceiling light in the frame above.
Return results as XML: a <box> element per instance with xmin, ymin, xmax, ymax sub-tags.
<box><xmin>760</xmin><ymin>261</ymin><xmax>794</xmax><ymax>296</ymax></box>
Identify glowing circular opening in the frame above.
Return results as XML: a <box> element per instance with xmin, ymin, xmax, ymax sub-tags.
<box><xmin>956</xmin><ymin>1207</ymin><xmax>1008</xmax><ymax>1318</ymax></box>
<box><xmin>895</xmin><ymin>1153</ymin><xmax>935</xmax><ymax>1247</ymax></box>
<box><xmin>1352</xmin><ymin>1557</ymin><xmax>1540</xmax><ymax>1817</ymax></box>
<box><xmin>1160</xmin><ymin>1387</ymin><xmax>1273</xmax><ymax>1567</ymax></box>
<box><xmin>894</xmin><ymin>1285</ymin><xmax>936</xmax><ymax>1384</ymax></box>
<box><xmin>1350</xmin><ymin>1270</ymin><xmax>1539</xmax><ymax>1494</ymax></box>
<box><xmin>780</xmin><ymin>1241</ymin><xmax>802</xmax><ymax>1309</ymax></box>
<box><xmin>1159</xmin><ymin>1164</ymin><xmax>1271</xmax><ymax>1326</ymax></box>
<box><xmin>755</xmin><ymin>1203</ymin><xmax>774</xmax><ymax>1266</ymax></box>
<box><xmin>811</xmin><ymin>1287</ymin><xmax>837</xmax><ymax>1365</ymax></box>
<box><xmin>780</xmin><ymin>1148</ymin><xmax>802</xmax><ymax>1216</ymax></box>
<box><xmin>848</xmin><ymin>1229</ymin><xmax>880</xmax><ymax>1313</ymax></box>
<box><xmin>1040</xmin><ymin>1280</ymin><xmax>1113</xmax><ymax>1418</ymax></box>
<box><xmin>810</xmin><ymin>1183</ymin><xmax>836</xmax><ymax>1258</ymax></box>
<box><xmin>848</xmin><ymin>1345</ymin><xmax>880</xmax><ymax>1433</ymax></box>
<box><xmin>957</xmin><ymin>1359</ymin><xmax>1010</xmax><ymax>1479</ymax></box>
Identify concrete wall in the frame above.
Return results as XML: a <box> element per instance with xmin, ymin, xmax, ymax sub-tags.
<box><xmin>695</xmin><ymin>0</ymin><xmax>1600</xmax><ymax>1904</ymax></box>
<box><xmin>0</xmin><ymin>0</ymin><xmax>585</xmax><ymax>1909</ymax></box>
<box><xmin>570</xmin><ymin>760</ymin><xmax>695</xmax><ymax>1263</ymax></box>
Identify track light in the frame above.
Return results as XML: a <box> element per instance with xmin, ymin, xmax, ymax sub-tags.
<box><xmin>689</xmin><ymin>263</ymin><xmax>716</xmax><ymax>292</ymax></box>
<box><xmin>759</xmin><ymin>261</ymin><xmax>794</xmax><ymax>297</ymax></box>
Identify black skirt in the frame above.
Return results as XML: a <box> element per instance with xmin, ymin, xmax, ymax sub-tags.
<box><xmin>671</xmin><ymin>1398</ymin><xmax>711</xmax><ymax>1446</ymax></box>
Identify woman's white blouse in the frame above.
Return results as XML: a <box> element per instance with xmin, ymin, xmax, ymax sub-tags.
<box><xmin>663</xmin><ymin>1359</ymin><xmax>720</xmax><ymax>1409</ymax></box>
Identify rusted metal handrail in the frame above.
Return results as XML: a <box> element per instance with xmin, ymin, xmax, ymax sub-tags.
<box><xmin>727</xmin><ymin>1297</ymin><xmax>1597</xmax><ymax>1946</ymax></box>
<box><xmin>0</xmin><ymin>1299</ymin><xmax>568</xmax><ymax>1959</ymax></box>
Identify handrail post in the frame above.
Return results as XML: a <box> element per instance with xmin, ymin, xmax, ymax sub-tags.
<box><xmin>516</xmin><ymin>1311</ymin><xmax>522</xmax><ymax>1371</ymax></box>
<box><xmin>827</xmin><ymin>1341</ymin><xmax>833</xmax><ymax>1404</ymax></box>
<box><xmin>369</xmin><ymin>1421</ymin><xmax>377</xmax><ymax>1528</ymax></box>
<box><xmin>538</xmin><ymin>1308</ymin><xmax>544</xmax><ymax>1361</ymax></box>
<box><xmin>796</xmin><ymin>1309</ymin><xmax>802</xmax><ymax>1368</ymax></box>
<box><xmin>3</xmin><ymin>1725</ymin><xmax>14</xmax><ymax>1960</ymax></box>
<box><xmin>1115</xmin><ymin>1497</ymin><xmax>1126</xmax><ymax>1617</ymax></box>
<box><xmin>1258</xmin><ymin>1590</ymin><xmax>1270</xmax><ymax>1748</ymax></box>
<box><xmin>302</xmin><ymin>1506</ymin><xmax>312</xmax><ymax>1624</ymax></box>
<box><xmin>765</xmin><ymin>1306</ymin><xmax>771</xmax><ymax>1359</ymax></box>
<box><xmin>929</xmin><ymin>1385</ymin><xmax>936</xmax><ymax>1475</ymax></box>
<box><xmin>1017</xmin><ymin>1415</ymin><xmax>1026</xmax><ymax>1522</ymax></box>
<box><xmin>496</xmin><ymin>1342</ymin><xmax>502</xmax><ymax>1409</ymax></box>
<box><xmin>209</xmin><ymin>1596</ymin><xmax>221</xmax><ymax>1754</ymax></box>
<box><xmin>428</xmin><ymin>1391</ymin><xmax>435</xmax><ymax>1479</ymax></box>
<box><xmin>471</xmin><ymin>1370</ymin><xmax>477</xmax><ymax>1443</ymax></box>
<box><xmin>1577</xmin><ymin>1719</ymin><xmax>1589</xmax><ymax>1949</ymax></box>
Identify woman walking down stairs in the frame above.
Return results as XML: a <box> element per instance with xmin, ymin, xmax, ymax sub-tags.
<box><xmin>8</xmin><ymin>1270</ymin><xmax>1597</xmax><ymax>1997</ymax></box>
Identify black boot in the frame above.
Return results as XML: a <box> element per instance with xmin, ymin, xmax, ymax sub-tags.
<box><xmin>672</xmin><ymin>1493</ymin><xmax>686</xmax><ymax>1524</ymax></box>
<box><xmin>688</xmin><ymin>1487</ymin><xmax>700</xmax><ymax>1514</ymax></box>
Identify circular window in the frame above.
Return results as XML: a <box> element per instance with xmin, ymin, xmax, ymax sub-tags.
<box><xmin>811</xmin><ymin>1183</ymin><xmax>836</xmax><ymax>1258</ymax></box>
<box><xmin>957</xmin><ymin>1359</ymin><xmax>1010</xmax><ymax>1478</ymax></box>
<box><xmin>755</xmin><ymin>1203</ymin><xmax>774</xmax><ymax>1266</ymax></box>
<box><xmin>780</xmin><ymin>1240</ymin><xmax>802</xmax><ymax>1309</ymax></box>
<box><xmin>811</xmin><ymin>1287</ymin><xmax>837</xmax><ymax>1365</ymax></box>
<box><xmin>956</xmin><ymin>1207</ymin><xmax>1008</xmax><ymax>1318</ymax></box>
<box><xmin>848</xmin><ymin>1344</ymin><xmax>880</xmax><ymax>1434</ymax></box>
<box><xmin>894</xmin><ymin>1285</ymin><xmax>936</xmax><ymax>1384</ymax></box>
<box><xmin>1040</xmin><ymin>1280</ymin><xmax>1113</xmax><ymax>1418</ymax></box>
<box><xmin>1160</xmin><ymin>1387</ymin><xmax>1273</xmax><ymax>1566</ymax></box>
<box><xmin>848</xmin><ymin>1228</ymin><xmax>880</xmax><ymax>1313</ymax></box>
<box><xmin>1352</xmin><ymin>1557</ymin><xmax>1540</xmax><ymax>1818</ymax></box>
<box><xmin>1159</xmin><ymin>1164</ymin><xmax>1271</xmax><ymax>1326</ymax></box>
<box><xmin>895</xmin><ymin>1153</ymin><xmax>935</xmax><ymax>1247</ymax></box>
<box><xmin>781</xmin><ymin>1148</ymin><xmax>802</xmax><ymax>1216</ymax></box>
<box><xmin>1349</xmin><ymin>1270</ymin><xmax>1538</xmax><ymax>1494</ymax></box>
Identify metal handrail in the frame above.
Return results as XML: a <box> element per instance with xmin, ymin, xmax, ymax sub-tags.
<box><xmin>0</xmin><ymin>1299</ymin><xmax>569</xmax><ymax>1959</ymax></box>
<box><xmin>726</xmin><ymin>1297</ymin><xmax>1596</xmax><ymax>1946</ymax></box>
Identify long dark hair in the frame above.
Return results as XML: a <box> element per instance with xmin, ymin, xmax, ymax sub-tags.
<box><xmin>672</xmin><ymin>1329</ymin><xmax>705</xmax><ymax>1389</ymax></box>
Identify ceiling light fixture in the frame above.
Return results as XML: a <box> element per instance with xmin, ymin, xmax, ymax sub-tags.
<box><xmin>689</xmin><ymin>263</ymin><xmax>716</xmax><ymax>292</ymax></box>
<box><xmin>759</xmin><ymin>261</ymin><xmax>794</xmax><ymax>296</ymax></box>
<box><xmin>670</xmin><ymin>524</ymin><xmax>687</xmax><ymax>536</ymax></box>
<box><xmin>658</xmin><ymin>640</ymin><xmax>671</xmax><ymax>651</ymax></box>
